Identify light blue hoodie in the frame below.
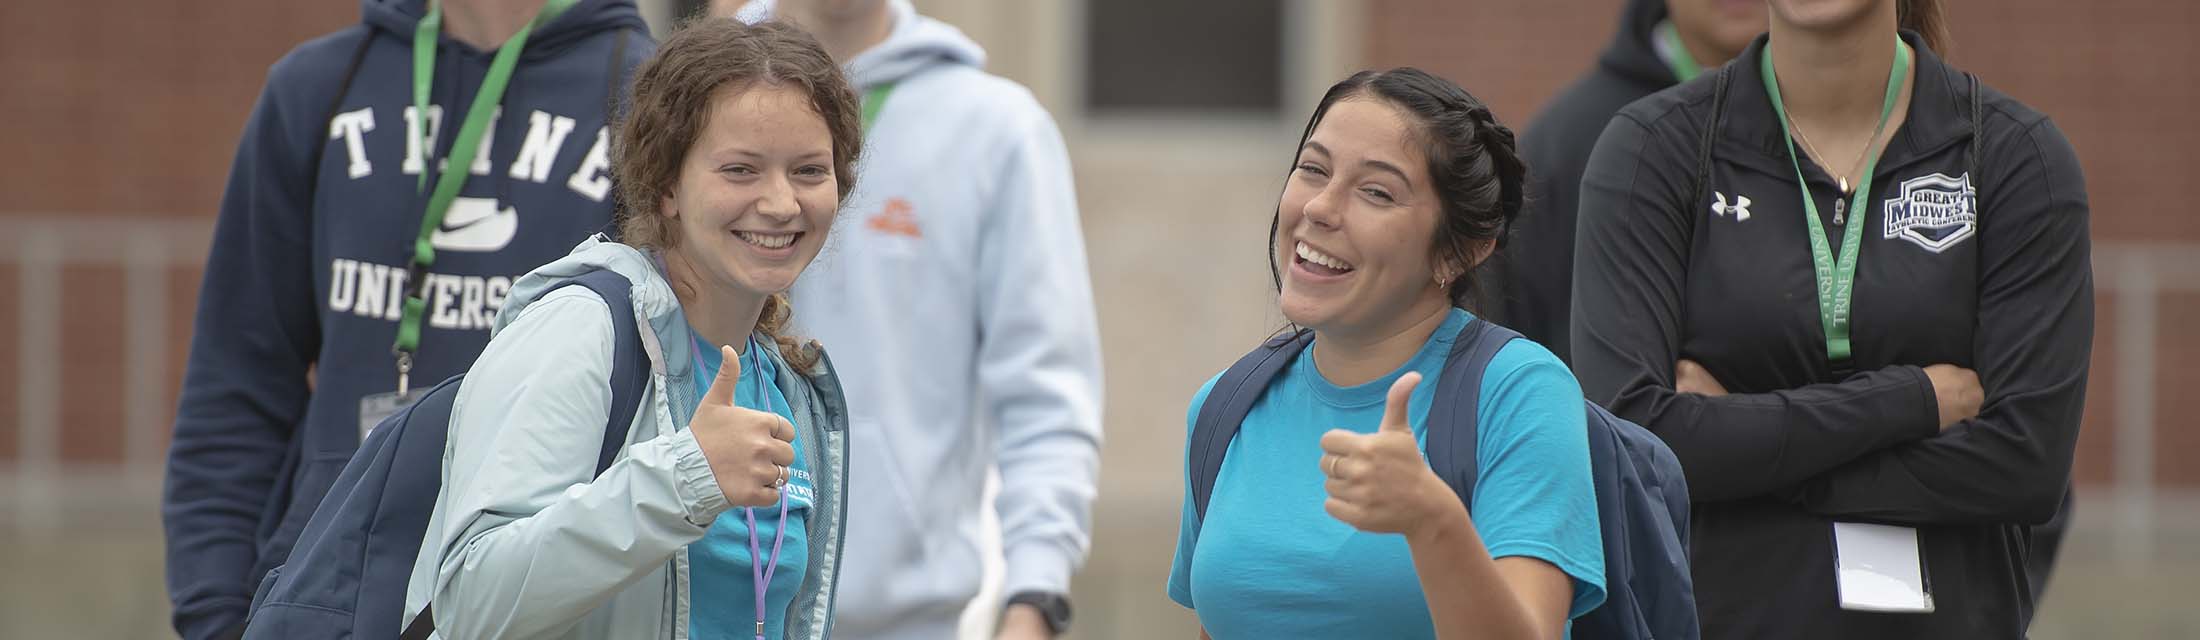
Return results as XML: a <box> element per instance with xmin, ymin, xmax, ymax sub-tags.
<box><xmin>401</xmin><ymin>236</ymin><xmax>850</xmax><ymax>639</ymax></box>
<box><xmin>739</xmin><ymin>2</ymin><xmax>1104</xmax><ymax>637</ymax></box>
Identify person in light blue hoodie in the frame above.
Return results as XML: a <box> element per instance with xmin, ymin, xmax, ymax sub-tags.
<box><xmin>722</xmin><ymin>2</ymin><xmax>1104</xmax><ymax>639</ymax></box>
<box><xmin>400</xmin><ymin>19</ymin><xmax>858</xmax><ymax>639</ymax></box>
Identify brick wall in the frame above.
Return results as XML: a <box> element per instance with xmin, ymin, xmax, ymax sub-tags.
<box><xmin>0</xmin><ymin>2</ymin><xmax>358</xmax><ymax>214</ymax></box>
<box><xmin>0</xmin><ymin>1</ymin><xmax>356</xmax><ymax>465</ymax></box>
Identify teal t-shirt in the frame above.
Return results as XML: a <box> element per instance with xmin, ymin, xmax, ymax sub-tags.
<box><xmin>1167</xmin><ymin>309</ymin><xmax>1606</xmax><ymax>638</ymax></box>
<box><xmin>688</xmin><ymin>333</ymin><xmax>813</xmax><ymax>640</ymax></box>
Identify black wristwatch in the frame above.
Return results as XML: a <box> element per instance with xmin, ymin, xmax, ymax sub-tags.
<box><xmin>1005</xmin><ymin>591</ymin><xmax>1073</xmax><ymax>636</ymax></box>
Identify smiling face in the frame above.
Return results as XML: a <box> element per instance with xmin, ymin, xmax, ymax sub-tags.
<box><xmin>1668</xmin><ymin>0</ymin><xmax>1770</xmax><ymax>62</ymax></box>
<box><xmin>1767</xmin><ymin>0</ymin><xmax>1887</xmax><ymax>32</ymax></box>
<box><xmin>1274</xmin><ymin>96</ymin><xmax>1458</xmax><ymax>337</ymax></box>
<box><xmin>659</xmin><ymin>81</ymin><xmax>841</xmax><ymax>303</ymax></box>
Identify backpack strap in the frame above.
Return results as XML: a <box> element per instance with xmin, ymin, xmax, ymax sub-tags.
<box><xmin>552</xmin><ymin>269</ymin><xmax>651</xmax><ymax>472</ymax></box>
<box><xmin>306</xmin><ymin>30</ymin><xmax>375</xmax><ymax>209</ymax></box>
<box><xmin>593</xmin><ymin>29</ymin><xmax>639</xmax><ymax>242</ymax></box>
<box><xmin>399</xmin><ymin>268</ymin><xmax>649</xmax><ymax>640</ymax></box>
<box><xmin>1688</xmin><ymin>66</ymin><xmax>1733</xmax><ymax>218</ymax></box>
<box><xmin>1677</xmin><ymin>65</ymin><xmax>1731</xmax><ymax>315</ymax></box>
<box><xmin>401</xmin><ymin>603</ymin><xmax>436</xmax><ymax>640</ymax></box>
<box><xmin>1966</xmin><ymin>72</ymin><xmax>1985</xmax><ymax>260</ymax></box>
<box><xmin>1980</xmin><ymin>72</ymin><xmax>1997</xmax><ymax>186</ymax></box>
<box><xmin>1189</xmin><ymin>329</ymin><xmax>1313</xmax><ymax>522</ymax></box>
<box><xmin>603</xmin><ymin>29</ymin><xmax>630</xmax><ymax>122</ymax></box>
<box><xmin>1422</xmin><ymin>318</ymin><xmax>1523</xmax><ymax>508</ymax></box>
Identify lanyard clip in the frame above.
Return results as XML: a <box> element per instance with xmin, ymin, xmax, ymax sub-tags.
<box><xmin>396</xmin><ymin>351</ymin><xmax>415</xmax><ymax>395</ymax></box>
<box><xmin>403</xmin><ymin>259</ymin><xmax>432</xmax><ymax>304</ymax></box>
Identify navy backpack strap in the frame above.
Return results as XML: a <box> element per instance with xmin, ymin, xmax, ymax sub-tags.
<box><xmin>1966</xmin><ymin>72</ymin><xmax>1985</xmax><ymax>270</ymax></box>
<box><xmin>1189</xmin><ymin>329</ymin><xmax>1314</xmax><ymax>522</ymax></box>
<box><xmin>550</xmin><ymin>269</ymin><xmax>650</xmax><ymax>473</ymax></box>
<box><xmin>399</xmin><ymin>605</ymin><xmax>435</xmax><ymax>640</ymax></box>
<box><xmin>1689</xmin><ymin>65</ymin><xmax>1732</xmax><ymax>217</ymax></box>
<box><xmin>402</xmin><ymin>269</ymin><xmax>648</xmax><ymax>640</ymax></box>
<box><xmin>1423</xmin><ymin>317</ymin><xmax>1524</xmax><ymax>509</ymax></box>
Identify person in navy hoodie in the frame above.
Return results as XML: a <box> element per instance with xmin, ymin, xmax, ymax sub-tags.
<box><xmin>160</xmin><ymin>1</ymin><xmax>652</xmax><ymax>638</ymax></box>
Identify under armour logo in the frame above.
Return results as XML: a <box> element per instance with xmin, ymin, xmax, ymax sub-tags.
<box><xmin>1711</xmin><ymin>191</ymin><xmax>1752</xmax><ymax>221</ymax></box>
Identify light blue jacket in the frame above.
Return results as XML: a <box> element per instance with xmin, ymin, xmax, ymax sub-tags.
<box><xmin>402</xmin><ymin>236</ymin><xmax>849</xmax><ymax>639</ymax></box>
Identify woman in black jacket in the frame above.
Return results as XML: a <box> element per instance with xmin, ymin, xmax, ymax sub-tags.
<box><xmin>1569</xmin><ymin>0</ymin><xmax>2090</xmax><ymax>637</ymax></box>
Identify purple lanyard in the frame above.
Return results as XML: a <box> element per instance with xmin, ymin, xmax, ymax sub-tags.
<box><xmin>740</xmin><ymin>337</ymin><xmax>791</xmax><ymax>640</ymax></box>
<box><xmin>747</xmin><ymin>490</ymin><xmax>790</xmax><ymax>639</ymax></box>
<box><xmin>693</xmin><ymin>334</ymin><xmax>793</xmax><ymax>640</ymax></box>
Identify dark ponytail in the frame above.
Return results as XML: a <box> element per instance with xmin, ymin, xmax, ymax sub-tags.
<box><xmin>1267</xmin><ymin>68</ymin><xmax>1528</xmax><ymax>311</ymax></box>
<box><xmin>1898</xmin><ymin>0</ymin><xmax>1952</xmax><ymax>55</ymax></box>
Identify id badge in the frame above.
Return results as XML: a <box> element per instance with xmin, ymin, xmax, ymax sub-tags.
<box><xmin>359</xmin><ymin>388</ymin><xmax>434</xmax><ymax>441</ymax></box>
<box><xmin>1832</xmin><ymin>522</ymin><xmax>1934</xmax><ymax>613</ymax></box>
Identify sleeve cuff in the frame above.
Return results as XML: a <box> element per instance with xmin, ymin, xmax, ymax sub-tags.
<box><xmin>1001</xmin><ymin>542</ymin><xmax>1079</xmax><ymax>598</ymax></box>
<box><xmin>1900</xmin><ymin>365</ymin><xmax>1942</xmax><ymax>440</ymax></box>
<box><xmin>664</xmin><ymin>428</ymin><xmax>731</xmax><ymax>526</ymax></box>
<box><xmin>1487</xmin><ymin>540</ymin><xmax>1608</xmax><ymax>619</ymax></box>
<box><xmin>1166</xmin><ymin>580</ymin><xmax>1194</xmax><ymax>610</ymax></box>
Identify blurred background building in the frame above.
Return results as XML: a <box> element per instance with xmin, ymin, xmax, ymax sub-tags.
<box><xmin>2</xmin><ymin>0</ymin><xmax>2194</xmax><ymax>637</ymax></box>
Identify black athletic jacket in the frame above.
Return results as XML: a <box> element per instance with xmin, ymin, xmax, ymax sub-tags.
<box><xmin>1571</xmin><ymin>32</ymin><xmax>2091</xmax><ymax>639</ymax></box>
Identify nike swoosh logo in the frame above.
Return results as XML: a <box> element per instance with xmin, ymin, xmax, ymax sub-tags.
<box><xmin>430</xmin><ymin>197</ymin><xmax>519</xmax><ymax>252</ymax></box>
<box><xmin>438</xmin><ymin>198</ymin><xmax>509</xmax><ymax>231</ymax></box>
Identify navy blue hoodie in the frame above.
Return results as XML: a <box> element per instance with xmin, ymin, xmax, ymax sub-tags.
<box><xmin>161</xmin><ymin>2</ymin><xmax>652</xmax><ymax>637</ymax></box>
<box><xmin>1483</xmin><ymin>0</ymin><xmax>1673</xmax><ymax>364</ymax></box>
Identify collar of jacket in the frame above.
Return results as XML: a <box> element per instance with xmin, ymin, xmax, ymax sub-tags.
<box><xmin>1709</xmin><ymin>30</ymin><xmax>1983</xmax><ymax>184</ymax></box>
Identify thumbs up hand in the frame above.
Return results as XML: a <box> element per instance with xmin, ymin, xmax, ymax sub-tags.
<box><xmin>690</xmin><ymin>345</ymin><xmax>797</xmax><ymax>507</ymax></box>
<box><xmin>1317</xmin><ymin>372</ymin><xmax>1463</xmax><ymax>540</ymax></box>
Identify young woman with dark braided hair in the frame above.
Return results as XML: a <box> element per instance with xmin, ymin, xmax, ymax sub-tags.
<box><xmin>1167</xmin><ymin>69</ymin><xmax>1607</xmax><ymax>640</ymax></box>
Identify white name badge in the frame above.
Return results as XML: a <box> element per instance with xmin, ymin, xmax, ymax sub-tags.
<box><xmin>1832</xmin><ymin>522</ymin><xmax>1934</xmax><ymax>613</ymax></box>
<box><xmin>360</xmin><ymin>388</ymin><xmax>434</xmax><ymax>442</ymax></box>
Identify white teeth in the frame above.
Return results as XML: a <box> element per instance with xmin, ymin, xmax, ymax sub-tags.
<box><xmin>737</xmin><ymin>231</ymin><xmax>796</xmax><ymax>249</ymax></box>
<box><xmin>1295</xmin><ymin>241</ymin><xmax>1352</xmax><ymax>271</ymax></box>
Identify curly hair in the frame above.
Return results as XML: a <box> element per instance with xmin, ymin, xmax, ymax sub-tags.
<box><xmin>612</xmin><ymin>18</ymin><xmax>863</xmax><ymax>371</ymax></box>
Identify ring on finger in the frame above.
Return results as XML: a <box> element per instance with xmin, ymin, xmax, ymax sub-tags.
<box><xmin>1323</xmin><ymin>454</ymin><xmax>1340</xmax><ymax>478</ymax></box>
<box><xmin>773</xmin><ymin>464</ymin><xmax>789</xmax><ymax>488</ymax></box>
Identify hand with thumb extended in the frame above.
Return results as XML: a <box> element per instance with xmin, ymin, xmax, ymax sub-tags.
<box><xmin>1315</xmin><ymin>372</ymin><xmax>1464</xmax><ymax>541</ymax></box>
<box><xmin>1377</xmin><ymin>372</ymin><xmax>1418</xmax><ymax>434</ymax></box>
<box><xmin>689</xmin><ymin>345</ymin><xmax>797</xmax><ymax>507</ymax></box>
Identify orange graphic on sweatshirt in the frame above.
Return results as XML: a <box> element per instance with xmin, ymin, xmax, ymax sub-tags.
<box><xmin>865</xmin><ymin>198</ymin><xmax>923</xmax><ymax>238</ymax></box>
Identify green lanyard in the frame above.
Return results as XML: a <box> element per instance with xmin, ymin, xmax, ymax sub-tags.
<box><xmin>1653</xmin><ymin>21</ymin><xmax>1703</xmax><ymax>83</ymax></box>
<box><xmin>860</xmin><ymin>82</ymin><xmax>894</xmax><ymax>131</ymax></box>
<box><xmin>393</xmin><ymin>0</ymin><xmax>575</xmax><ymax>393</ymax></box>
<box><xmin>1760</xmin><ymin>41</ymin><xmax>1910</xmax><ymax>364</ymax></box>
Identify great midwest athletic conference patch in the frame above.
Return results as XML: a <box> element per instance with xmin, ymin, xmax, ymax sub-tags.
<box><xmin>1882</xmin><ymin>172</ymin><xmax>1978</xmax><ymax>253</ymax></box>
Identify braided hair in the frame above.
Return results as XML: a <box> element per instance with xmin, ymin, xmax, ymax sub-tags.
<box><xmin>1267</xmin><ymin>68</ymin><xmax>1529</xmax><ymax>309</ymax></box>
